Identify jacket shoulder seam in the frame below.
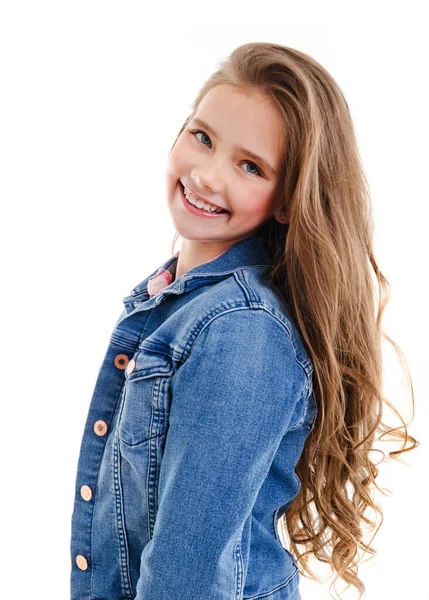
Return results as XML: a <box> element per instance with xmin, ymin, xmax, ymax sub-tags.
<box><xmin>181</xmin><ymin>305</ymin><xmax>311</xmax><ymax>390</ymax></box>
<box><xmin>233</xmin><ymin>269</ymin><xmax>313</xmax><ymax>377</ymax></box>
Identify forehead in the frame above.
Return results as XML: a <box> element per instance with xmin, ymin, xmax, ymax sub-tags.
<box><xmin>192</xmin><ymin>84</ymin><xmax>285</xmax><ymax>171</ymax></box>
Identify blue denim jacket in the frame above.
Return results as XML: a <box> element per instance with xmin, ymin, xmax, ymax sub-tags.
<box><xmin>70</xmin><ymin>232</ymin><xmax>318</xmax><ymax>600</ymax></box>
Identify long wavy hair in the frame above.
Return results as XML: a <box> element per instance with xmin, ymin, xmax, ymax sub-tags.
<box><xmin>167</xmin><ymin>42</ymin><xmax>418</xmax><ymax>599</ymax></box>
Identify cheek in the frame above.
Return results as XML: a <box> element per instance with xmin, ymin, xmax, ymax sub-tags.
<box><xmin>166</xmin><ymin>144</ymin><xmax>181</xmax><ymax>173</ymax></box>
<box><xmin>171</xmin><ymin>134</ymin><xmax>194</xmax><ymax>168</ymax></box>
<box><xmin>239</xmin><ymin>188</ymin><xmax>274</xmax><ymax>217</ymax></box>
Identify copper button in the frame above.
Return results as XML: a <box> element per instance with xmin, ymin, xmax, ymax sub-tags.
<box><xmin>126</xmin><ymin>359</ymin><xmax>136</xmax><ymax>374</ymax></box>
<box><xmin>93</xmin><ymin>420</ymin><xmax>108</xmax><ymax>436</ymax></box>
<box><xmin>114</xmin><ymin>353</ymin><xmax>129</xmax><ymax>370</ymax></box>
<box><xmin>76</xmin><ymin>555</ymin><xmax>88</xmax><ymax>570</ymax></box>
<box><xmin>80</xmin><ymin>485</ymin><xmax>93</xmax><ymax>501</ymax></box>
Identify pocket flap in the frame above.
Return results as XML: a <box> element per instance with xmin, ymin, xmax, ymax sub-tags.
<box><xmin>125</xmin><ymin>348</ymin><xmax>174</xmax><ymax>381</ymax></box>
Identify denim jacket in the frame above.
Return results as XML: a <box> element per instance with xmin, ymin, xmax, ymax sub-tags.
<box><xmin>70</xmin><ymin>231</ymin><xmax>318</xmax><ymax>600</ymax></box>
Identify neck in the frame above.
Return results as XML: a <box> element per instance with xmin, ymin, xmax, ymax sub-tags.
<box><xmin>174</xmin><ymin>237</ymin><xmax>248</xmax><ymax>279</ymax></box>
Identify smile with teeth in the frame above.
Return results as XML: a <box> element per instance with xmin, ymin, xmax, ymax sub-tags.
<box><xmin>182</xmin><ymin>183</ymin><xmax>227</xmax><ymax>214</ymax></box>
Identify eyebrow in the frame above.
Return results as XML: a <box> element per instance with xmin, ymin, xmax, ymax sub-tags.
<box><xmin>190</xmin><ymin>118</ymin><xmax>277</xmax><ymax>176</ymax></box>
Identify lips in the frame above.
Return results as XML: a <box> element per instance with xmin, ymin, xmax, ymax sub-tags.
<box><xmin>179</xmin><ymin>182</ymin><xmax>228</xmax><ymax>219</ymax></box>
<box><xmin>180</xmin><ymin>181</ymin><xmax>229</xmax><ymax>213</ymax></box>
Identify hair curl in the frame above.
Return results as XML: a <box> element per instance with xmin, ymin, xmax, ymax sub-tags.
<box><xmin>168</xmin><ymin>42</ymin><xmax>418</xmax><ymax>599</ymax></box>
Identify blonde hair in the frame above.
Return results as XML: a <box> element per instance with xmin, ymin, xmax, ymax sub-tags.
<box><xmin>168</xmin><ymin>42</ymin><xmax>418</xmax><ymax>599</ymax></box>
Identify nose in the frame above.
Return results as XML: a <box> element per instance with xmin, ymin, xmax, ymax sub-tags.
<box><xmin>191</xmin><ymin>161</ymin><xmax>224</xmax><ymax>194</ymax></box>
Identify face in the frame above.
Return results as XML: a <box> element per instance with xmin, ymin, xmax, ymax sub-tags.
<box><xmin>165</xmin><ymin>84</ymin><xmax>285</xmax><ymax>251</ymax></box>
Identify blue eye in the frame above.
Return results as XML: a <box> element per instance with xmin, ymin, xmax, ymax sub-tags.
<box><xmin>189</xmin><ymin>129</ymin><xmax>263</xmax><ymax>177</ymax></box>
<box><xmin>191</xmin><ymin>130</ymin><xmax>211</xmax><ymax>147</ymax></box>
<box><xmin>245</xmin><ymin>163</ymin><xmax>260</xmax><ymax>176</ymax></box>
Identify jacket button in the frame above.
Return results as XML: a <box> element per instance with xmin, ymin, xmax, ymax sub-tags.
<box><xmin>114</xmin><ymin>353</ymin><xmax>129</xmax><ymax>370</ymax></box>
<box><xmin>126</xmin><ymin>359</ymin><xmax>136</xmax><ymax>374</ymax></box>
<box><xmin>93</xmin><ymin>420</ymin><xmax>108</xmax><ymax>436</ymax></box>
<box><xmin>76</xmin><ymin>555</ymin><xmax>88</xmax><ymax>570</ymax></box>
<box><xmin>80</xmin><ymin>485</ymin><xmax>93</xmax><ymax>501</ymax></box>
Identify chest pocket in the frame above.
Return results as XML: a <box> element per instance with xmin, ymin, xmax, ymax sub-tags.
<box><xmin>119</xmin><ymin>348</ymin><xmax>174</xmax><ymax>446</ymax></box>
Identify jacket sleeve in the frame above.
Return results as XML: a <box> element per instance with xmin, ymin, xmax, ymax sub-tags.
<box><xmin>134</xmin><ymin>308</ymin><xmax>309</xmax><ymax>600</ymax></box>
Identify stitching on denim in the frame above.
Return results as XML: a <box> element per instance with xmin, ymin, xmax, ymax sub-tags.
<box><xmin>119</xmin><ymin>431</ymin><xmax>166</xmax><ymax>448</ymax></box>
<box><xmin>180</xmin><ymin>303</ymin><xmax>249</xmax><ymax>358</ymax></box>
<box><xmin>272</xmin><ymin>507</ymin><xmax>292</xmax><ymax>548</ymax></box>
<box><xmin>137</xmin><ymin>342</ymin><xmax>174</xmax><ymax>358</ymax></box>
<box><xmin>288</xmin><ymin>378</ymin><xmax>316</xmax><ymax>431</ymax></box>
<box><xmin>119</xmin><ymin>375</ymin><xmax>169</xmax><ymax>446</ymax></box>
<box><xmin>234</xmin><ymin>529</ymin><xmax>245</xmax><ymax>599</ymax></box>
<box><xmin>272</xmin><ymin>508</ymin><xmax>280</xmax><ymax>542</ymax></box>
<box><xmin>236</xmin><ymin>270</ymin><xmax>313</xmax><ymax>376</ymax></box>
<box><xmin>261</xmin><ymin>309</ymin><xmax>312</xmax><ymax>379</ymax></box>
<box><xmin>110</xmin><ymin>334</ymin><xmax>140</xmax><ymax>352</ymax></box>
<box><xmin>87</xmin><ymin>383</ymin><xmax>127</xmax><ymax>599</ymax></box>
<box><xmin>151</xmin><ymin>376</ymin><xmax>168</xmax><ymax>437</ymax></box>
<box><xmin>233</xmin><ymin>270</ymin><xmax>260</xmax><ymax>306</ymax></box>
<box><xmin>125</xmin><ymin>367</ymin><xmax>173</xmax><ymax>382</ymax></box>
<box><xmin>124</xmin><ymin>350</ymin><xmax>173</xmax><ymax>383</ymax></box>
<box><xmin>113</xmin><ymin>431</ymin><xmax>135</xmax><ymax>598</ymax></box>
<box><xmin>181</xmin><ymin>306</ymin><xmax>311</xmax><ymax>405</ymax></box>
<box><xmin>180</xmin><ymin>303</ymin><xmax>312</xmax><ymax>378</ymax></box>
<box><xmin>287</xmin><ymin>382</ymin><xmax>309</xmax><ymax>432</ymax></box>
<box><xmin>146</xmin><ymin>422</ymin><xmax>161</xmax><ymax>538</ymax></box>
<box><xmin>180</xmin><ymin>264</ymin><xmax>271</xmax><ymax>281</ymax></box>
<box><xmin>244</xmin><ymin>565</ymin><xmax>299</xmax><ymax>599</ymax></box>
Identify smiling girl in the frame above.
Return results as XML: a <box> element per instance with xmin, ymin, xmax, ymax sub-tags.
<box><xmin>166</xmin><ymin>82</ymin><xmax>286</xmax><ymax>278</ymax></box>
<box><xmin>70</xmin><ymin>42</ymin><xmax>418</xmax><ymax>600</ymax></box>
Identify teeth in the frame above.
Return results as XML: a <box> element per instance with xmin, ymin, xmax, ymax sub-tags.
<box><xmin>183</xmin><ymin>184</ymin><xmax>224</xmax><ymax>213</ymax></box>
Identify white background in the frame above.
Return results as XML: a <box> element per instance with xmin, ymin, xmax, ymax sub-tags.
<box><xmin>1</xmin><ymin>1</ymin><xmax>427</xmax><ymax>598</ymax></box>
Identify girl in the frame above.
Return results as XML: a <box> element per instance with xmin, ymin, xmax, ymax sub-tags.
<box><xmin>70</xmin><ymin>42</ymin><xmax>418</xmax><ymax>600</ymax></box>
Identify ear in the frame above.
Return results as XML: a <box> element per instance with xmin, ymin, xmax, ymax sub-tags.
<box><xmin>273</xmin><ymin>207</ymin><xmax>289</xmax><ymax>225</ymax></box>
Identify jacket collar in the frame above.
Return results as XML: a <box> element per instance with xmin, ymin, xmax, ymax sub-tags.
<box><xmin>122</xmin><ymin>231</ymin><xmax>273</xmax><ymax>309</ymax></box>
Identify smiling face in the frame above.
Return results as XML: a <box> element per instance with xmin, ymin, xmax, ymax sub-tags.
<box><xmin>165</xmin><ymin>84</ymin><xmax>286</xmax><ymax>251</ymax></box>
